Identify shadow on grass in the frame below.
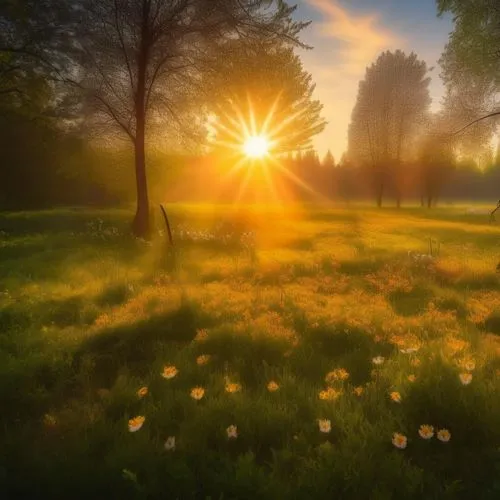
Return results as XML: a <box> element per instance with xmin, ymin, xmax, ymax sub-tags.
<box><xmin>72</xmin><ymin>303</ymin><xmax>206</xmax><ymax>387</ymax></box>
<box><xmin>388</xmin><ymin>287</ymin><xmax>434</xmax><ymax>316</ymax></box>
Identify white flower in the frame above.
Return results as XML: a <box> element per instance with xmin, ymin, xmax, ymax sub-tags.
<box><xmin>372</xmin><ymin>356</ymin><xmax>385</xmax><ymax>365</ymax></box>
<box><xmin>164</xmin><ymin>436</ymin><xmax>176</xmax><ymax>451</ymax></box>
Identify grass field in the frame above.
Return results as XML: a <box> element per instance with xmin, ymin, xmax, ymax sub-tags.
<box><xmin>1</xmin><ymin>203</ymin><xmax>500</xmax><ymax>499</ymax></box>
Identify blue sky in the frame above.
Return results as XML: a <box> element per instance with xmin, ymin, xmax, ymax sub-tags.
<box><xmin>291</xmin><ymin>0</ymin><xmax>454</xmax><ymax>160</ymax></box>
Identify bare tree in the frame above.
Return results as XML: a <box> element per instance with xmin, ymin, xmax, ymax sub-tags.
<box><xmin>70</xmin><ymin>0</ymin><xmax>309</xmax><ymax>237</ymax></box>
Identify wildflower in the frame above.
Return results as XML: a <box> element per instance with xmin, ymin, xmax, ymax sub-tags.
<box><xmin>437</xmin><ymin>429</ymin><xmax>451</xmax><ymax>442</ymax></box>
<box><xmin>283</xmin><ymin>349</ymin><xmax>293</xmax><ymax>358</ymax></box>
<box><xmin>374</xmin><ymin>335</ymin><xmax>382</xmax><ymax>343</ymax></box>
<box><xmin>194</xmin><ymin>329</ymin><xmax>208</xmax><ymax>342</ymax></box>
<box><xmin>137</xmin><ymin>386</ymin><xmax>148</xmax><ymax>398</ymax></box>
<box><xmin>196</xmin><ymin>354</ymin><xmax>211</xmax><ymax>366</ymax></box>
<box><xmin>128</xmin><ymin>416</ymin><xmax>145</xmax><ymax>432</ymax></box>
<box><xmin>418</xmin><ymin>425</ymin><xmax>434</xmax><ymax>440</ymax></box>
<box><xmin>372</xmin><ymin>356</ymin><xmax>385</xmax><ymax>365</ymax></box>
<box><xmin>400</xmin><ymin>347</ymin><xmax>419</xmax><ymax>354</ymax></box>
<box><xmin>353</xmin><ymin>386</ymin><xmax>364</xmax><ymax>396</ymax></box>
<box><xmin>225</xmin><ymin>382</ymin><xmax>242</xmax><ymax>394</ymax></box>
<box><xmin>390</xmin><ymin>391</ymin><xmax>402</xmax><ymax>403</ymax></box>
<box><xmin>226</xmin><ymin>425</ymin><xmax>238</xmax><ymax>439</ymax></box>
<box><xmin>325</xmin><ymin>368</ymin><xmax>349</xmax><ymax>383</ymax></box>
<box><xmin>459</xmin><ymin>373</ymin><xmax>472</xmax><ymax>385</ymax></box>
<box><xmin>190</xmin><ymin>387</ymin><xmax>205</xmax><ymax>400</ymax></box>
<box><xmin>318</xmin><ymin>419</ymin><xmax>331</xmax><ymax>433</ymax></box>
<box><xmin>162</xmin><ymin>366</ymin><xmax>178</xmax><ymax>379</ymax></box>
<box><xmin>392</xmin><ymin>432</ymin><xmax>407</xmax><ymax>449</ymax></box>
<box><xmin>267</xmin><ymin>381</ymin><xmax>279</xmax><ymax>392</ymax></box>
<box><xmin>164</xmin><ymin>436</ymin><xmax>176</xmax><ymax>451</ymax></box>
<box><xmin>319</xmin><ymin>387</ymin><xmax>342</xmax><ymax>401</ymax></box>
<box><xmin>410</xmin><ymin>358</ymin><xmax>421</xmax><ymax>367</ymax></box>
<box><xmin>407</xmin><ymin>374</ymin><xmax>416</xmax><ymax>383</ymax></box>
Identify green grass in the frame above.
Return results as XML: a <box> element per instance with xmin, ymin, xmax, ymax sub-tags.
<box><xmin>1</xmin><ymin>203</ymin><xmax>500</xmax><ymax>499</ymax></box>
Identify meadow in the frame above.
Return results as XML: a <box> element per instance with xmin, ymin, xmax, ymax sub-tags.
<box><xmin>1</xmin><ymin>203</ymin><xmax>500</xmax><ymax>499</ymax></box>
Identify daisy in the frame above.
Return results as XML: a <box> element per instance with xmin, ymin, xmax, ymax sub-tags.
<box><xmin>459</xmin><ymin>373</ymin><xmax>472</xmax><ymax>385</ymax></box>
<box><xmin>390</xmin><ymin>391</ymin><xmax>402</xmax><ymax>403</ymax></box>
<box><xmin>196</xmin><ymin>354</ymin><xmax>211</xmax><ymax>366</ymax></box>
<box><xmin>372</xmin><ymin>356</ymin><xmax>385</xmax><ymax>365</ymax></box>
<box><xmin>318</xmin><ymin>419</ymin><xmax>331</xmax><ymax>433</ymax></box>
<box><xmin>190</xmin><ymin>386</ymin><xmax>205</xmax><ymax>400</ymax></box>
<box><xmin>325</xmin><ymin>368</ymin><xmax>349</xmax><ymax>383</ymax></box>
<box><xmin>226</xmin><ymin>425</ymin><xmax>238</xmax><ymax>439</ymax></box>
<box><xmin>225</xmin><ymin>382</ymin><xmax>242</xmax><ymax>393</ymax></box>
<box><xmin>162</xmin><ymin>366</ymin><xmax>178</xmax><ymax>379</ymax></box>
<box><xmin>267</xmin><ymin>381</ymin><xmax>279</xmax><ymax>392</ymax></box>
<box><xmin>353</xmin><ymin>386</ymin><xmax>364</xmax><ymax>396</ymax></box>
<box><xmin>392</xmin><ymin>432</ymin><xmax>407</xmax><ymax>449</ymax></box>
<box><xmin>418</xmin><ymin>425</ymin><xmax>434</xmax><ymax>440</ymax></box>
<box><xmin>319</xmin><ymin>387</ymin><xmax>342</xmax><ymax>401</ymax></box>
<box><xmin>164</xmin><ymin>436</ymin><xmax>176</xmax><ymax>451</ymax></box>
<box><xmin>437</xmin><ymin>429</ymin><xmax>451</xmax><ymax>442</ymax></box>
<box><xmin>137</xmin><ymin>386</ymin><xmax>148</xmax><ymax>398</ymax></box>
<box><xmin>128</xmin><ymin>416</ymin><xmax>145</xmax><ymax>432</ymax></box>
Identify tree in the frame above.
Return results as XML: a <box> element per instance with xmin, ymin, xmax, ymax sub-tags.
<box><xmin>347</xmin><ymin>50</ymin><xmax>431</xmax><ymax>208</ymax></box>
<box><xmin>68</xmin><ymin>1</ymin><xmax>310</xmax><ymax>238</ymax></box>
<box><xmin>203</xmin><ymin>39</ymin><xmax>326</xmax><ymax>157</ymax></box>
<box><xmin>437</xmin><ymin>0</ymin><xmax>500</xmax><ymax>87</ymax></box>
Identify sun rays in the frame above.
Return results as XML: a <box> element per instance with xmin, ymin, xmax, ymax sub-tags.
<box><xmin>207</xmin><ymin>93</ymin><xmax>326</xmax><ymax>204</ymax></box>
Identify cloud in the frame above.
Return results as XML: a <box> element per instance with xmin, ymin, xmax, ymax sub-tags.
<box><xmin>306</xmin><ymin>0</ymin><xmax>404</xmax><ymax>75</ymax></box>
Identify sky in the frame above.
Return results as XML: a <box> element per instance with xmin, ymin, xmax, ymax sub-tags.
<box><xmin>292</xmin><ymin>0</ymin><xmax>454</xmax><ymax>161</ymax></box>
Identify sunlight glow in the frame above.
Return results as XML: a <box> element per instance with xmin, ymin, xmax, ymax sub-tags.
<box><xmin>243</xmin><ymin>135</ymin><xmax>269</xmax><ymax>158</ymax></box>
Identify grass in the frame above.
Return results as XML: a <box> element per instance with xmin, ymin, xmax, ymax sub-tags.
<box><xmin>1</xmin><ymin>203</ymin><xmax>500</xmax><ymax>499</ymax></box>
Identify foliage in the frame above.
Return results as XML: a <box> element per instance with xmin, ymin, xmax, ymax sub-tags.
<box><xmin>203</xmin><ymin>39</ymin><xmax>326</xmax><ymax>155</ymax></box>
<box><xmin>347</xmin><ymin>50</ymin><xmax>432</xmax><ymax>207</ymax></box>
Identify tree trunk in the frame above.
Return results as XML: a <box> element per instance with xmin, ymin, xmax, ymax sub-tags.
<box><xmin>132</xmin><ymin>0</ymin><xmax>151</xmax><ymax>239</ymax></box>
<box><xmin>396</xmin><ymin>191</ymin><xmax>401</xmax><ymax>208</ymax></box>
<box><xmin>420</xmin><ymin>194</ymin><xmax>424</xmax><ymax>207</ymax></box>
<box><xmin>427</xmin><ymin>195</ymin><xmax>432</xmax><ymax>208</ymax></box>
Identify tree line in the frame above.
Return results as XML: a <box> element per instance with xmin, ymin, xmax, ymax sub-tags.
<box><xmin>1</xmin><ymin>0</ymin><xmax>498</xmax><ymax>231</ymax></box>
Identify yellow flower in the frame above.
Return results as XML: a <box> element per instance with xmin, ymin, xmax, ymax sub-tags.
<box><xmin>162</xmin><ymin>366</ymin><xmax>178</xmax><ymax>379</ymax></box>
<box><xmin>390</xmin><ymin>391</ymin><xmax>402</xmax><ymax>403</ymax></box>
<box><xmin>372</xmin><ymin>356</ymin><xmax>385</xmax><ymax>365</ymax></box>
<box><xmin>459</xmin><ymin>372</ymin><xmax>472</xmax><ymax>385</ymax></box>
<box><xmin>418</xmin><ymin>425</ymin><xmax>434</xmax><ymax>440</ymax></box>
<box><xmin>353</xmin><ymin>386</ymin><xmax>364</xmax><ymax>396</ymax></box>
<box><xmin>410</xmin><ymin>358</ymin><xmax>421</xmax><ymax>367</ymax></box>
<box><xmin>318</xmin><ymin>419</ymin><xmax>331</xmax><ymax>433</ymax></box>
<box><xmin>164</xmin><ymin>436</ymin><xmax>176</xmax><ymax>451</ymax></box>
<box><xmin>128</xmin><ymin>416</ymin><xmax>145</xmax><ymax>432</ymax></box>
<box><xmin>137</xmin><ymin>386</ymin><xmax>148</xmax><ymax>398</ymax></box>
<box><xmin>392</xmin><ymin>432</ymin><xmax>407</xmax><ymax>449</ymax></box>
<box><xmin>325</xmin><ymin>368</ymin><xmax>349</xmax><ymax>383</ymax></box>
<box><xmin>283</xmin><ymin>349</ymin><xmax>293</xmax><ymax>358</ymax></box>
<box><xmin>437</xmin><ymin>428</ymin><xmax>451</xmax><ymax>442</ymax></box>
<box><xmin>319</xmin><ymin>387</ymin><xmax>342</xmax><ymax>401</ymax></box>
<box><xmin>407</xmin><ymin>374</ymin><xmax>416</xmax><ymax>383</ymax></box>
<box><xmin>194</xmin><ymin>329</ymin><xmax>208</xmax><ymax>342</ymax></box>
<box><xmin>43</xmin><ymin>414</ymin><xmax>57</xmax><ymax>428</ymax></box>
<box><xmin>226</xmin><ymin>424</ymin><xmax>238</xmax><ymax>439</ymax></box>
<box><xmin>225</xmin><ymin>382</ymin><xmax>242</xmax><ymax>394</ymax></box>
<box><xmin>196</xmin><ymin>354</ymin><xmax>211</xmax><ymax>366</ymax></box>
<box><xmin>190</xmin><ymin>386</ymin><xmax>205</xmax><ymax>400</ymax></box>
<box><xmin>267</xmin><ymin>381</ymin><xmax>279</xmax><ymax>392</ymax></box>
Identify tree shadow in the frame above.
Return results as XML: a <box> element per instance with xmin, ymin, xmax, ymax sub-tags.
<box><xmin>388</xmin><ymin>287</ymin><xmax>434</xmax><ymax>316</ymax></box>
<box><xmin>72</xmin><ymin>303</ymin><xmax>203</xmax><ymax>387</ymax></box>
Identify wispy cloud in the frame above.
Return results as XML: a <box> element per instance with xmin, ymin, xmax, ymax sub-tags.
<box><xmin>306</xmin><ymin>0</ymin><xmax>404</xmax><ymax>75</ymax></box>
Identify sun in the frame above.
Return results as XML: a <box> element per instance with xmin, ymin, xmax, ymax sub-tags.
<box><xmin>243</xmin><ymin>135</ymin><xmax>269</xmax><ymax>158</ymax></box>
